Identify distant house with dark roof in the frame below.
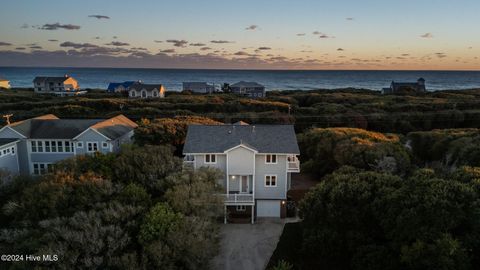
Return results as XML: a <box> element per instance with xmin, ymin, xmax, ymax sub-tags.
<box><xmin>33</xmin><ymin>75</ymin><xmax>84</xmax><ymax>96</ymax></box>
<box><xmin>0</xmin><ymin>114</ymin><xmax>137</xmax><ymax>175</ymax></box>
<box><xmin>128</xmin><ymin>82</ymin><xmax>165</xmax><ymax>98</ymax></box>
<box><xmin>230</xmin><ymin>81</ymin><xmax>266</xmax><ymax>98</ymax></box>
<box><xmin>183</xmin><ymin>122</ymin><xmax>300</xmax><ymax>223</ymax></box>
<box><xmin>382</xmin><ymin>78</ymin><xmax>426</xmax><ymax>94</ymax></box>
<box><xmin>182</xmin><ymin>82</ymin><xmax>215</xmax><ymax>93</ymax></box>
<box><xmin>107</xmin><ymin>81</ymin><xmax>139</xmax><ymax>93</ymax></box>
<box><xmin>0</xmin><ymin>77</ymin><xmax>11</xmax><ymax>89</ymax></box>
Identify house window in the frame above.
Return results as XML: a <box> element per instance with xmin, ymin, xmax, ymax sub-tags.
<box><xmin>265</xmin><ymin>175</ymin><xmax>277</xmax><ymax>187</ymax></box>
<box><xmin>102</xmin><ymin>142</ymin><xmax>109</xmax><ymax>149</ymax></box>
<box><xmin>45</xmin><ymin>141</ymin><xmax>51</xmax><ymax>152</ymax></box>
<box><xmin>77</xmin><ymin>142</ymin><xmax>83</xmax><ymax>148</ymax></box>
<box><xmin>11</xmin><ymin>147</ymin><xmax>15</xmax><ymax>155</ymax></box>
<box><xmin>65</xmin><ymin>141</ymin><xmax>71</xmax><ymax>152</ymax></box>
<box><xmin>57</xmin><ymin>141</ymin><xmax>63</xmax><ymax>152</ymax></box>
<box><xmin>37</xmin><ymin>141</ymin><xmax>43</xmax><ymax>152</ymax></box>
<box><xmin>236</xmin><ymin>205</ymin><xmax>247</xmax><ymax>212</ymax></box>
<box><xmin>131</xmin><ymin>91</ymin><xmax>136</xmax><ymax>97</ymax></box>
<box><xmin>87</xmin><ymin>142</ymin><xmax>99</xmax><ymax>152</ymax></box>
<box><xmin>51</xmin><ymin>141</ymin><xmax>57</xmax><ymax>152</ymax></box>
<box><xmin>31</xmin><ymin>141</ymin><xmax>37</xmax><ymax>152</ymax></box>
<box><xmin>205</xmin><ymin>154</ymin><xmax>216</xmax><ymax>164</ymax></box>
<box><xmin>141</xmin><ymin>90</ymin><xmax>147</xmax><ymax>98</ymax></box>
<box><xmin>153</xmin><ymin>90</ymin><xmax>158</xmax><ymax>97</ymax></box>
<box><xmin>266</xmin><ymin>154</ymin><xmax>277</xmax><ymax>164</ymax></box>
<box><xmin>33</xmin><ymin>163</ymin><xmax>53</xmax><ymax>175</ymax></box>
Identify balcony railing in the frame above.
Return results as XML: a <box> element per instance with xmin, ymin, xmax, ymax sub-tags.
<box><xmin>287</xmin><ymin>156</ymin><xmax>300</xmax><ymax>172</ymax></box>
<box><xmin>223</xmin><ymin>193</ymin><xmax>254</xmax><ymax>204</ymax></box>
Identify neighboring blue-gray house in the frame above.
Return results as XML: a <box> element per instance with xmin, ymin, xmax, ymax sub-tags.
<box><xmin>107</xmin><ymin>81</ymin><xmax>138</xmax><ymax>93</ymax></box>
<box><xmin>230</xmin><ymin>81</ymin><xmax>266</xmax><ymax>98</ymax></box>
<box><xmin>0</xmin><ymin>114</ymin><xmax>137</xmax><ymax>175</ymax></box>
<box><xmin>183</xmin><ymin>122</ymin><xmax>300</xmax><ymax>223</ymax></box>
<box><xmin>182</xmin><ymin>82</ymin><xmax>215</xmax><ymax>94</ymax></box>
<box><xmin>382</xmin><ymin>78</ymin><xmax>426</xmax><ymax>94</ymax></box>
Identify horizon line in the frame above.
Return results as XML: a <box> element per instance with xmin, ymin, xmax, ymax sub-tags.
<box><xmin>1</xmin><ymin>66</ymin><xmax>479</xmax><ymax>72</ymax></box>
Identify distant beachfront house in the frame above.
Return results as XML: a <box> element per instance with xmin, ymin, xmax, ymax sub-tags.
<box><xmin>382</xmin><ymin>78</ymin><xmax>426</xmax><ymax>94</ymax></box>
<box><xmin>128</xmin><ymin>82</ymin><xmax>165</xmax><ymax>99</ymax></box>
<box><xmin>0</xmin><ymin>77</ymin><xmax>11</xmax><ymax>89</ymax></box>
<box><xmin>107</xmin><ymin>81</ymin><xmax>139</xmax><ymax>93</ymax></box>
<box><xmin>230</xmin><ymin>81</ymin><xmax>266</xmax><ymax>98</ymax></box>
<box><xmin>182</xmin><ymin>82</ymin><xmax>215</xmax><ymax>94</ymax></box>
<box><xmin>33</xmin><ymin>75</ymin><xmax>85</xmax><ymax>96</ymax></box>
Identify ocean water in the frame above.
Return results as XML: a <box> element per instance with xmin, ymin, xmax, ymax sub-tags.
<box><xmin>0</xmin><ymin>67</ymin><xmax>480</xmax><ymax>91</ymax></box>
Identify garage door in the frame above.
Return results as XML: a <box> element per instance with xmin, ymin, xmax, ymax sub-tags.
<box><xmin>256</xmin><ymin>200</ymin><xmax>280</xmax><ymax>217</ymax></box>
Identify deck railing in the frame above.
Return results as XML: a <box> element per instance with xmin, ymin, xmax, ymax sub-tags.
<box><xmin>223</xmin><ymin>193</ymin><xmax>254</xmax><ymax>204</ymax></box>
<box><xmin>287</xmin><ymin>156</ymin><xmax>300</xmax><ymax>172</ymax></box>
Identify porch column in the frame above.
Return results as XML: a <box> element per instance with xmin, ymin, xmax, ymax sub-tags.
<box><xmin>251</xmin><ymin>205</ymin><xmax>254</xmax><ymax>224</ymax></box>
<box><xmin>224</xmin><ymin>205</ymin><xmax>227</xmax><ymax>224</ymax></box>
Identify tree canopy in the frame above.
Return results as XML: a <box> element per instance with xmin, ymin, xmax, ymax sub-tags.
<box><xmin>299</xmin><ymin>167</ymin><xmax>480</xmax><ymax>270</ymax></box>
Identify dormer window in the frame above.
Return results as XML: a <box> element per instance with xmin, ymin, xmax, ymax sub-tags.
<box><xmin>266</xmin><ymin>154</ymin><xmax>277</xmax><ymax>164</ymax></box>
<box><xmin>205</xmin><ymin>154</ymin><xmax>216</xmax><ymax>164</ymax></box>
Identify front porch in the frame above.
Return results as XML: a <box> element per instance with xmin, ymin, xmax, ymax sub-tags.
<box><xmin>223</xmin><ymin>174</ymin><xmax>255</xmax><ymax>224</ymax></box>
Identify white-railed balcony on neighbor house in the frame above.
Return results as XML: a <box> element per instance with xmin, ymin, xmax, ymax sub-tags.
<box><xmin>287</xmin><ymin>155</ymin><xmax>300</xmax><ymax>172</ymax></box>
<box><xmin>223</xmin><ymin>175</ymin><xmax>254</xmax><ymax>205</ymax></box>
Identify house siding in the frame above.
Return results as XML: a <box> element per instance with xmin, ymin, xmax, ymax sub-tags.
<box><xmin>0</xmin><ymin>144</ymin><xmax>19</xmax><ymax>173</ymax></box>
<box><xmin>227</xmin><ymin>147</ymin><xmax>255</xmax><ymax>175</ymax></box>
<box><xmin>254</xmin><ymin>154</ymin><xmax>287</xmax><ymax>199</ymax></box>
<box><xmin>75</xmin><ymin>130</ymin><xmax>110</xmax><ymax>155</ymax></box>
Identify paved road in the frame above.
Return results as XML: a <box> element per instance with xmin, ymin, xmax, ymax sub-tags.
<box><xmin>211</xmin><ymin>218</ymin><xmax>294</xmax><ymax>270</ymax></box>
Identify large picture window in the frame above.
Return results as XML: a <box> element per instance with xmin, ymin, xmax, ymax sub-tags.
<box><xmin>30</xmin><ymin>140</ymin><xmax>74</xmax><ymax>153</ymax></box>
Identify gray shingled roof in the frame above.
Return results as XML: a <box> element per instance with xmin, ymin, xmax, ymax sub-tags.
<box><xmin>0</xmin><ymin>138</ymin><xmax>19</xmax><ymax>147</ymax></box>
<box><xmin>183</xmin><ymin>125</ymin><xmax>300</xmax><ymax>154</ymax></box>
<box><xmin>7</xmin><ymin>115</ymin><xmax>136</xmax><ymax>140</ymax></box>
<box><xmin>128</xmin><ymin>83</ymin><xmax>163</xmax><ymax>91</ymax></box>
<box><xmin>33</xmin><ymin>76</ymin><xmax>70</xmax><ymax>84</ymax></box>
<box><xmin>231</xmin><ymin>81</ymin><xmax>264</xmax><ymax>88</ymax></box>
<box><xmin>11</xmin><ymin>119</ymin><xmax>103</xmax><ymax>139</ymax></box>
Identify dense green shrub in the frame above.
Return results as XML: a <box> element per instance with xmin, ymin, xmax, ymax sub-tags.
<box><xmin>299</xmin><ymin>128</ymin><xmax>411</xmax><ymax>176</ymax></box>
<box><xmin>299</xmin><ymin>168</ymin><xmax>480</xmax><ymax>270</ymax></box>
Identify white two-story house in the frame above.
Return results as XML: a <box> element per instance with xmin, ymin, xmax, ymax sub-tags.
<box><xmin>183</xmin><ymin>122</ymin><xmax>300</xmax><ymax>223</ymax></box>
<box><xmin>0</xmin><ymin>114</ymin><xmax>137</xmax><ymax>175</ymax></box>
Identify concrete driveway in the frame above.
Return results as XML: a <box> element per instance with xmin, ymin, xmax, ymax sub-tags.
<box><xmin>211</xmin><ymin>218</ymin><xmax>294</xmax><ymax>270</ymax></box>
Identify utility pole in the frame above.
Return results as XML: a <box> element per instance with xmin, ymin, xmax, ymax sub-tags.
<box><xmin>2</xmin><ymin>114</ymin><xmax>13</xmax><ymax>125</ymax></box>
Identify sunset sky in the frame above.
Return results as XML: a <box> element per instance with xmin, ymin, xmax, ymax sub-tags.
<box><xmin>0</xmin><ymin>0</ymin><xmax>479</xmax><ymax>70</ymax></box>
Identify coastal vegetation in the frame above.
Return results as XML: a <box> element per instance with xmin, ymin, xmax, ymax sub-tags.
<box><xmin>2</xmin><ymin>88</ymin><xmax>480</xmax><ymax>269</ymax></box>
<box><xmin>269</xmin><ymin>167</ymin><xmax>480</xmax><ymax>270</ymax></box>
<box><xmin>3</xmin><ymin>88</ymin><xmax>480</xmax><ymax>135</ymax></box>
<box><xmin>0</xmin><ymin>146</ymin><xmax>223</xmax><ymax>269</ymax></box>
